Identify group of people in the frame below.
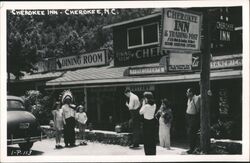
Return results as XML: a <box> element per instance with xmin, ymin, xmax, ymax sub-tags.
<box><xmin>51</xmin><ymin>90</ymin><xmax>88</xmax><ymax>149</ymax></box>
<box><xmin>124</xmin><ymin>87</ymin><xmax>203</xmax><ymax>155</ymax></box>
<box><xmin>51</xmin><ymin>87</ymin><xmax>204</xmax><ymax>154</ymax></box>
<box><xmin>124</xmin><ymin>88</ymin><xmax>173</xmax><ymax>155</ymax></box>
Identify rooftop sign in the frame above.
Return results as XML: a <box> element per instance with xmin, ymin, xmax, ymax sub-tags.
<box><xmin>34</xmin><ymin>50</ymin><xmax>107</xmax><ymax>73</ymax></box>
<box><xmin>56</xmin><ymin>50</ymin><xmax>106</xmax><ymax>70</ymax></box>
<box><xmin>161</xmin><ymin>9</ymin><xmax>202</xmax><ymax>52</ymax></box>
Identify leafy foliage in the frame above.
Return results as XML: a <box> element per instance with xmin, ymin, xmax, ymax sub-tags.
<box><xmin>24</xmin><ymin>90</ymin><xmax>53</xmax><ymax>125</ymax></box>
<box><xmin>7</xmin><ymin>8</ymin><xmax>155</xmax><ymax>79</ymax></box>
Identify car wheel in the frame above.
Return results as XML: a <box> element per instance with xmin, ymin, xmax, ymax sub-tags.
<box><xmin>18</xmin><ymin>142</ymin><xmax>33</xmax><ymax>151</ymax></box>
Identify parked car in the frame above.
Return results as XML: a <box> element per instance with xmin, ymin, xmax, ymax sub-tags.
<box><xmin>7</xmin><ymin>95</ymin><xmax>47</xmax><ymax>151</ymax></box>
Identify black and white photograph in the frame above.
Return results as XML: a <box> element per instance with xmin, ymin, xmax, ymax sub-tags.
<box><xmin>0</xmin><ymin>1</ymin><xmax>249</xmax><ymax>162</ymax></box>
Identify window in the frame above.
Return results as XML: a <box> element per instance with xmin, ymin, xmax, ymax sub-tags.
<box><xmin>143</xmin><ymin>23</ymin><xmax>158</xmax><ymax>44</ymax></box>
<box><xmin>128</xmin><ymin>27</ymin><xmax>141</xmax><ymax>47</ymax></box>
<box><xmin>7</xmin><ymin>100</ymin><xmax>25</xmax><ymax>110</ymax></box>
<box><xmin>127</xmin><ymin>23</ymin><xmax>159</xmax><ymax>49</ymax></box>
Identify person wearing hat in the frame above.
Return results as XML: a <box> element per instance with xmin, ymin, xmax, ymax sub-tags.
<box><xmin>62</xmin><ymin>95</ymin><xmax>76</xmax><ymax>147</ymax></box>
<box><xmin>139</xmin><ymin>91</ymin><xmax>157</xmax><ymax>155</ymax></box>
<box><xmin>76</xmin><ymin>105</ymin><xmax>88</xmax><ymax>145</ymax></box>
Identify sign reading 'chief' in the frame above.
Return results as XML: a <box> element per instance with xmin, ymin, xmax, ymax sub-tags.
<box><xmin>162</xmin><ymin>9</ymin><xmax>202</xmax><ymax>52</ymax></box>
<box><xmin>56</xmin><ymin>50</ymin><xmax>106</xmax><ymax>70</ymax></box>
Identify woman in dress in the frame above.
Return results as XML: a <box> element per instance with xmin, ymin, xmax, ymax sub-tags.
<box><xmin>155</xmin><ymin>98</ymin><xmax>173</xmax><ymax>150</ymax></box>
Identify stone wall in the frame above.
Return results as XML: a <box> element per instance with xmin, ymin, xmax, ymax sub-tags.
<box><xmin>41</xmin><ymin>126</ymin><xmax>132</xmax><ymax>146</ymax></box>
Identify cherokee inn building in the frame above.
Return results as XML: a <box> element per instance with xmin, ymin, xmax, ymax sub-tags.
<box><xmin>9</xmin><ymin>7</ymin><xmax>242</xmax><ymax>140</ymax></box>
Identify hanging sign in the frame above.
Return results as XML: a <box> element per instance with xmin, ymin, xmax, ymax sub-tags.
<box><xmin>162</xmin><ymin>9</ymin><xmax>202</xmax><ymax>52</ymax></box>
<box><xmin>126</xmin><ymin>85</ymin><xmax>155</xmax><ymax>92</ymax></box>
<box><xmin>168</xmin><ymin>52</ymin><xmax>192</xmax><ymax>71</ymax></box>
<box><xmin>192</xmin><ymin>54</ymin><xmax>242</xmax><ymax>70</ymax></box>
<box><xmin>124</xmin><ymin>66</ymin><xmax>166</xmax><ymax>76</ymax></box>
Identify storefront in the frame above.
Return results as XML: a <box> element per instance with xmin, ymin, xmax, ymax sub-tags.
<box><xmin>45</xmin><ymin>62</ymin><xmax>242</xmax><ymax>139</ymax></box>
<box><xmin>15</xmin><ymin>7</ymin><xmax>242</xmax><ymax>140</ymax></box>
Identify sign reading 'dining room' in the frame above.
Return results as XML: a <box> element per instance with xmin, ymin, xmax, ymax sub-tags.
<box><xmin>162</xmin><ymin>9</ymin><xmax>202</xmax><ymax>52</ymax></box>
<box><xmin>56</xmin><ymin>50</ymin><xmax>106</xmax><ymax>70</ymax></box>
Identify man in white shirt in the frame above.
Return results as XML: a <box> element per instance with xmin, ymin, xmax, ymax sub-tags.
<box><xmin>62</xmin><ymin>96</ymin><xmax>76</xmax><ymax>147</ymax></box>
<box><xmin>124</xmin><ymin>88</ymin><xmax>141</xmax><ymax>148</ymax></box>
<box><xmin>185</xmin><ymin>88</ymin><xmax>201</xmax><ymax>154</ymax></box>
<box><xmin>185</xmin><ymin>87</ymin><xmax>212</xmax><ymax>154</ymax></box>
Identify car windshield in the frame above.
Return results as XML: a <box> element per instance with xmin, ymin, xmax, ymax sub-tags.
<box><xmin>7</xmin><ymin>100</ymin><xmax>25</xmax><ymax>110</ymax></box>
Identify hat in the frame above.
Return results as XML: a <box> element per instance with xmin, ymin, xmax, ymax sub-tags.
<box><xmin>77</xmin><ymin>105</ymin><xmax>85</xmax><ymax>112</ymax></box>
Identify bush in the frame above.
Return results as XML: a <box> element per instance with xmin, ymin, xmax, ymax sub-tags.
<box><xmin>24</xmin><ymin>90</ymin><xmax>53</xmax><ymax>125</ymax></box>
<box><xmin>211</xmin><ymin>119</ymin><xmax>236</xmax><ymax>139</ymax></box>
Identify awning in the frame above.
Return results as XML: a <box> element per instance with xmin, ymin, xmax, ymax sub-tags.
<box><xmin>45</xmin><ymin>63</ymin><xmax>242</xmax><ymax>90</ymax></box>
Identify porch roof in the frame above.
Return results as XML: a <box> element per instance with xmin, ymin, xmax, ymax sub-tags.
<box><xmin>45</xmin><ymin>63</ymin><xmax>242</xmax><ymax>90</ymax></box>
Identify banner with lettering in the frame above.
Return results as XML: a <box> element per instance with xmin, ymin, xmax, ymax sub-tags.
<box><xmin>56</xmin><ymin>50</ymin><xmax>106</xmax><ymax>70</ymax></box>
<box><xmin>162</xmin><ymin>9</ymin><xmax>202</xmax><ymax>52</ymax></box>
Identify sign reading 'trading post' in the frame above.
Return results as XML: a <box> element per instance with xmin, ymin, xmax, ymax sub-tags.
<box><xmin>162</xmin><ymin>9</ymin><xmax>202</xmax><ymax>52</ymax></box>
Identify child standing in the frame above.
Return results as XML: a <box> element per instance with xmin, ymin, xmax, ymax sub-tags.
<box><xmin>76</xmin><ymin>105</ymin><xmax>88</xmax><ymax>145</ymax></box>
<box><xmin>52</xmin><ymin>101</ymin><xmax>64</xmax><ymax>149</ymax></box>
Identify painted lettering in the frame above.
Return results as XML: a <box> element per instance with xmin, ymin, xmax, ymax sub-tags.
<box><xmin>174</xmin><ymin>20</ymin><xmax>190</xmax><ymax>32</ymax></box>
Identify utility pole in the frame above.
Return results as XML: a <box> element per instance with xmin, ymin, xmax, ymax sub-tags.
<box><xmin>200</xmin><ymin>9</ymin><xmax>211</xmax><ymax>154</ymax></box>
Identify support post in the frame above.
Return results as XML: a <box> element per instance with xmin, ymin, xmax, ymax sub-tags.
<box><xmin>200</xmin><ymin>9</ymin><xmax>211</xmax><ymax>154</ymax></box>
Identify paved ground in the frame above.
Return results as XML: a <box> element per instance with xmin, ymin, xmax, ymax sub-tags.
<box><xmin>7</xmin><ymin>138</ymin><xmax>189</xmax><ymax>156</ymax></box>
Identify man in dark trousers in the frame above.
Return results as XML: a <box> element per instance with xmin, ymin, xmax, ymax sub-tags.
<box><xmin>124</xmin><ymin>88</ymin><xmax>141</xmax><ymax>149</ymax></box>
<box><xmin>185</xmin><ymin>88</ymin><xmax>201</xmax><ymax>154</ymax></box>
<box><xmin>62</xmin><ymin>95</ymin><xmax>76</xmax><ymax>147</ymax></box>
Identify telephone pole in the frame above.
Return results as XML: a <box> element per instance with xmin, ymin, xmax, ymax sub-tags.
<box><xmin>200</xmin><ymin>9</ymin><xmax>211</xmax><ymax>154</ymax></box>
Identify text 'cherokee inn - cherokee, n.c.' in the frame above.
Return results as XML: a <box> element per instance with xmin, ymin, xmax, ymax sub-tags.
<box><xmin>9</xmin><ymin>7</ymin><xmax>242</xmax><ymax>140</ymax></box>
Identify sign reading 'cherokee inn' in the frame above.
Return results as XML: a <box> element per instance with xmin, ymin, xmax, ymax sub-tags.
<box><xmin>162</xmin><ymin>9</ymin><xmax>202</xmax><ymax>52</ymax></box>
<box><xmin>56</xmin><ymin>50</ymin><xmax>106</xmax><ymax>70</ymax></box>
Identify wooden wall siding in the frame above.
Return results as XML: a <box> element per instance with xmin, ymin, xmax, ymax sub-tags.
<box><xmin>113</xmin><ymin>16</ymin><xmax>163</xmax><ymax>66</ymax></box>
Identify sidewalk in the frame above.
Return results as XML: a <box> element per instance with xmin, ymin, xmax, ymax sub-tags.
<box><xmin>31</xmin><ymin>138</ymin><xmax>189</xmax><ymax>155</ymax></box>
<box><xmin>40</xmin><ymin>126</ymin><xmax>242</xmax><ymax>155</ymax></box>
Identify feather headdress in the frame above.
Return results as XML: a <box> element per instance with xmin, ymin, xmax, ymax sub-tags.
<box><xmin>61</xmin><ymin>90</ymin><xmax>73</xmax><ymax>104</ymax></box>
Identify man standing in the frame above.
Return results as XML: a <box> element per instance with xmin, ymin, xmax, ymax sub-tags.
<box><xmin>185</xmin><ymin>88</ymin><xmax>201</xmax><ymax>154</ymax></box>
<box><xmin>62</xmin><ymin>95</ymin><xmax>76</xmax><ymax>147</ymax></box>
<box><xmin>124</xmin><ymin>88</ymin><xmax>141</xmax><ymax>148</ymax></box>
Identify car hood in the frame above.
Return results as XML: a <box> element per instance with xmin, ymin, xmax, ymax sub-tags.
<box><xmin>8</xmin><ymin>110</ymin><xmax>37</xmax><ymax>125</ymax></box>
<box><xmin>7</xmin><ymin>110</ymin><xmax>42</xmax><ymax>139</ymax></box>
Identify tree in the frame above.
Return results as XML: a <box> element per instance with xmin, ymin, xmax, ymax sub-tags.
<box><xmin>7</xmin><ymin>8</ymin><xmax>155</xmax><ymax>81</ymax></box>
<box><xmin>7</xmin><ymin>13</ymin><xmax>42</xmax><ymax>80</ymax></box>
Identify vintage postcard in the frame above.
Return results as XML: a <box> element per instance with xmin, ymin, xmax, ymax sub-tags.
<box><xmin>0</xmin><ymin>0</ymin><xmax>249</xmax><ymax>162</ymax></box>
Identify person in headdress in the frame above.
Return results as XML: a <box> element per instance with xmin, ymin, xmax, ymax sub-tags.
<box><xmin>61</xmin><ymin>90</ymin><xmax>76</xmax><ymax>147</ymax></box>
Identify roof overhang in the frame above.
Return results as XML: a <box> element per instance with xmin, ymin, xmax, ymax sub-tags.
<box><xmin>45</xmin><ymin>69</ymin><xmax>242</xmax><ymax>90</ymax></box>
<box><xmin>103</xmin><ymin>12</ymin><xmax>161</xmax><ymax>29</ymax></box>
